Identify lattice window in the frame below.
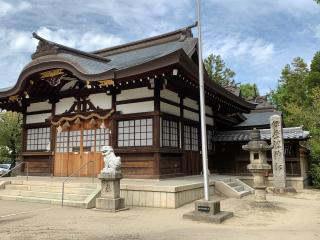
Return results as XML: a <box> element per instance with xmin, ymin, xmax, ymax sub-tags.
<box><xmin>96</xmin><ymin>128</ymin><xmax>110</xmax><ymax>151</ymax></box>
<box><xmin>118</xmin><ymin>118</ymin><xmax>153</xmax><ymax>147</ymax></box>
<box><xmin>285</xmin><ymin>144</ymin><xmax>297</xmax><ymax>158</ymax></box>
<box><xmin>26</xmin><ymin>127</ymin><xmax>51</xmax><ymax>151</ymax></box>
<box><xmin>69</xmin><ymin>130</ymin><xmax>81</xmax><ymax>152</ymax></box>
<box><xmin>184</xmin><ymin>125</ymin><xmax>191</xmax><ymax>150</ymax></box>
<box><xmin>83</xmin><ymin>129</ymin><xmax>95</xmax><ymax>152</ymax></box>
<box><xmin>184</xmin><ymin>125</ymin><xmax>198</xmax><ymax>151</ymax></box>
<box><xmin>56</xmin><ymin>131</ymin><xmax>68</xmax><ymax>153</ymax></box>
<box><xmin>207</xmin><ymin>128</ymin><xmax>214</xmax><ymax>151</ymax></box>
<box><xmin>162</xmin><ymin>119</ymin><xmax>179</xmax><ymax>148</ymax></box>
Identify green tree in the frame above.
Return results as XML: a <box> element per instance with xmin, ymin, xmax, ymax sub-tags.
<box><xmin>271</xmin><ymin>52</ymin><xmax>320</xmax><ymax>161</ymax></box>
<box><xmin>0</xmin><ymin>112</ymin><xmax>22</xmax><ymax>167</ymax></box>
<box><xmin>204</xmin><ymin>54</ymin><xmax>236</xmax><ymax>86</ymax></box>
<box><xmin>271</xmin><ymin>57</ymin><xmax>309</xmax><ymax>120</ymax></box>
<box><xmin>239</xmin><ymin>83</ymin><xmax>260</xmax><ymax>101</ymax></box>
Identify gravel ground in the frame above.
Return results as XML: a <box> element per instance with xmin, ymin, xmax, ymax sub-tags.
<box><xmin>0</xmin><ymin>189</ymin><xmax>320</xmax><ymax>240</ymax></box>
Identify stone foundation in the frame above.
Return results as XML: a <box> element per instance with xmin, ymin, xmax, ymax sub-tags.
<box><xmin>120</xmin><ymin>181</ymin><xmax>216</xmax><ymax>208</ymax></box>
<box><xmin>239</xmin><ymin>176</ymin><xmax>307</xmax><ymax>192</ymax></box>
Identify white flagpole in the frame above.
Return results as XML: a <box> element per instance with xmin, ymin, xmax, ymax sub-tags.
<box><xmin>196</xmin><ymin>0</ymin><xmax>210</xmax><ymax>201</ymax></box>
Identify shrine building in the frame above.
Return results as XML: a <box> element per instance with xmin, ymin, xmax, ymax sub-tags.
<box><xmin>0</xmin><ymin>25</ymin><xmax>310</xmax><ymax>187</ymax></box>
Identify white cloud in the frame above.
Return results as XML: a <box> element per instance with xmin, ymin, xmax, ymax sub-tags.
<box><xmin>0</xmin><ymin>26</ymin><xmax>124</xmax><ymax>88</ymax></box>
<box><xmin>86</xmin><ymin>0</ymin><xmax>193</xmax><ymax>37</ymax></box>
<box><xmin>0</xmin><ymin>28</ymin><xmax>35</xmax><ymax>54</ymax></box>
<box><xmin>313</xmin><ymin>24</ymin><xmax>320</xmax><ymax>39</ymax></box>
<box><xmin>0</xmin><ymin>0</ymin><xmax>31</xmax><ymax>17</ymax></box>
<box><xmin>204</xmin><ymin>33</ymin><xmax>275</xmax><ymax>64</ymax></box>
<box><xmin>36</xmin><ymin>27</ymin><xmax>124</xmax><ymax>51</ymax></box>
<box><xmin>207</xmin><ymin>0</ymin><xmax>319</xmax><ymax>19</ymax></box>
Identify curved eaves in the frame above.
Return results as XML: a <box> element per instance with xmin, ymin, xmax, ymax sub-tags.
<box><xmin>0</xmin><ymin>59</ymin><xmax>116</xmax><ymax>99</ymax></box>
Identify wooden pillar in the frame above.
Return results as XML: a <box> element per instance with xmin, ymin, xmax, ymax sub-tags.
<box><xmin>197</xmin><ymin>98</ymin><xmax>202</xmax><ymax>174</ymax></box>
<box><xmin>153</xmin><ymin>78</ymin><xmax>161</xmax><ymax>177</ymax></box>
<box><xmin>179</xmin><ymin>93</ymin><xmax>186</xmax><ymax>174</ymax></box>
<box><xmin>50</xmin><ymin>100</ymin><xmax>57</xmax><ymax>176</ymax></box>
<box><xmin>110</xmin><ymin>90</ymin><xmax>117</xmax><ymax>149</ymax></box>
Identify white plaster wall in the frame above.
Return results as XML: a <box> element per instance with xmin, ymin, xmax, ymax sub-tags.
<box><xmin>205</xmin><ymin>105</ymin><xmax>213</xmax><ymax>116</ymax></box>
<box><xmin>27</xmin><ymin>101</ymin><xmax>51</xmax><ymax>112</ymax></box>
<box><xmin>160</xmin><ymin>102</ymin><xmax>180</xmax><ymax>116</ymax></box>
<box><xmin>184</xmin><ymin>109</ymin><xmax>199</xmax><ymax>121</ymax></box>
<box><xmin>160</xmin><ymin>89</ymin><xmax>180</xmax><ymax>104</ymax></box>
<box><xmin>89</xmin><ymin>93</ymin><xmax>111</xmax><ymax>110</ymax></box>
<box><xmin>117</xmin><ymin>87</ymin><xmax>153</xmax><ymax>101</ymax></box>
<box><xmin>55</xmin><ymin>97</ymin><xmax>75</xmax><ymax>115</ymax></box>
<box><xmin>206</xmin><ymin>116</ymin><xmax>214</xmax><ymax>126</ymax></box>
<box><xmin>184</xmin><ymin>98</ymin><xmax>198</xmax><ymax>110</ymax></box>
<box><xmin>117</xmin><ymin>101</ymin><xmax>154</xmax><ymax>114</ymax></box>
<box><xmin>26</xmin><ymin>113</ymin><xmax>51</xmax><ymax>124</ymax></box>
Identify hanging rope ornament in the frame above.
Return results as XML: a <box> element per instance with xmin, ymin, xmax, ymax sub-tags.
<box><xmin>51</xmin><ymin>110</ymin><xmax>115</xmax><ymax>126</ymax></box>
<box><xmin>62</xmin><ymin>121</ymin><xmax>70</xmax><ymax>129</ymax></box>
<box><xmin>74</xmin><ymin>117</ymin><xmax>82</xmax><ymax>125</ymax></box>
<box><xmin>57</xmin><ymin>125</ymin><xmax>62</xmax><ymax>133</ymax></box>
<box><xmin>100</xmin><ymin>120</ymin><xmax>106</xmax><ymax>129</ymax></box>
<box><xmin>89</xmin><ymin>118</ymin><xmax>97</xmax><ymax>126</ymax></box>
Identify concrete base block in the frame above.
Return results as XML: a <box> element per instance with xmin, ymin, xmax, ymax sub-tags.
<box><xmin>96</xmin><ymin>197</ymin><xmax>127</xmax><ymax>212</ymax></box>
<box><xmin>183</xmin><ymin>211</ymin><xmax>233</xmax><ymax>224</ymax></box>
<box><xmin>183</xmin><ymin>199</ymin><xmax>233</xmax><ymax>224</ymax></box>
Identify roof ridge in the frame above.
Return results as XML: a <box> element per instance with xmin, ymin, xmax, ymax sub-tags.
<box><xmin>32</xmin><ymin>33</ymin><xmax>110</xmax><ymax>63</ymax></box>
<box><xmin>92</xmin><ymin>22</ymin><xmax>197</xmax><ymax>57</ymax></box>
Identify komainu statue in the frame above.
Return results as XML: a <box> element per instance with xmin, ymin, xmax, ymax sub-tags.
<box><xmin>101</xmin><ymin>146</ymin><xmax>121</xmax><ymax>174</ymax></box>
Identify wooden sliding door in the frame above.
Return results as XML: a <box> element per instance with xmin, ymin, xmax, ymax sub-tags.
<box><xmin>54</xmin><ymin>120</ymin><xmax>109</xmax><ymax>177</ymax></box>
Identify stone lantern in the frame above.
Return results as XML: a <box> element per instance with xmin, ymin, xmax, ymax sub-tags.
<box><xmin>242</xmin><ymin>129</ymin><xmax>272</xmax><ymax>205</ymax></box>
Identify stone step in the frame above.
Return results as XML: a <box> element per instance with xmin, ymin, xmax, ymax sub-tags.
<box><xmin>233</xmin><ymin>185</ymin><xmax>244</xmax><ymax>192</ymax></box>
<box><xmin>226</xmin><ymin>182</ymin><xmax>239</xmax><ymax>188</ymax></box>
<box><xmin>0</xmin><ymin>194</ymin><xmax>87</xmax><ymax>208</ymax></box>
<box><xmin>0</xmin><ymin>189</ymin><xmax>88</xmax><ymax>201</ymax></box>
<box><xmin>239</xmin><ymin>190</ymin><xmax>252</xmax><ymax>198</ymax></box>
<box><xmin>5</xmin><ymin>184</ymin><xmax>30</xmax><ymax>191</ymax></box>
<box><xmin>214</xmin><ymin>176</ymin><xmax>253</xmax><ymax>198</ymax></box>
<box><xmin>5</xmin><ymin>184</ymin><xmax>95</xmax><ymax>195</ymax></box>
<box><xmin>10</xmin><ymin>180</ymin><xmax>98</xmax><ymax>189</ymax></box>
<box><xmin>219</xmin><ymin>178</ymin><xmax>232</xmax><ymax>183</ymax></box>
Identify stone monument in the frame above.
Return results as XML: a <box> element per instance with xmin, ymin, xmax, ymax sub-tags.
<box><xmin>270</xmin><ymin>115</ymin><xmax>286</xmax><ymax>189</ymax></box>
<box><xmin>242</xmin><ymin>129</ymin><xmax>272</xmax><ymax>205</ymax></box>
<box><xmin>96</xmin><ymin>146</ymin><xmax>127</xmax><ymax>212</ymax></box>
<box><xmin>269</xmin><ymin>115</ymin><xmax>295</xmax><ymax>193</ymax></box>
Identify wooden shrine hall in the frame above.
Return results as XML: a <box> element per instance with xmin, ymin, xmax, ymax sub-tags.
<box><xmin>0</xmin><ymin>24</ymin><xmax>292</xmax><ymax>179</ymax></box>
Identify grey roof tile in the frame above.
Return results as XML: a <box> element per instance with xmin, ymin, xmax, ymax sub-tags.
<box><xmin>235</xmin><ymin>111</ymin><xmax>282</xmax><ymax>127</ymax></box>
<box><xmin>214</xmin><ymin>127</ymin><xmax>310</xmax><ymax>142</ymax></box>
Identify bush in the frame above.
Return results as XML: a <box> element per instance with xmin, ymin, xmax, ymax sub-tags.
<box><xmin>309</xmin><ymin>163</ymin><xmax>320</xmax><ymax>188</ymax></box>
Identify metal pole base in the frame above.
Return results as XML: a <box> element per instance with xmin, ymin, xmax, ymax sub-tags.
<box><xmin>183</xmin><ymin>199</ymin><xmax>233</xmax><ymax>224</ymax></box>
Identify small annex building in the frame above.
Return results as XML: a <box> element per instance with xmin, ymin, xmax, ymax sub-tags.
<box><xmin>0</xmin><ymin>25</ymin><xmax>309</xmax><ymax>188</ymax></box>
<box><xmin>214</xmin><ymin>96</ymin><xmax>310</xmax><ymax>189</ymax></box>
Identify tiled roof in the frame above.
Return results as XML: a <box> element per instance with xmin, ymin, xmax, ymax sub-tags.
<box><xmin>22</xmin><ymin>37</ymin><xmax>196</xmax><ymax>76</ymax></box>
<box><xmin>235</xmin><ymin>111</ymin><xmax>282</xmax><ymax>128</ymax></box>
<box><xmin>214</xmin><ymin>127</ymin><xmax>310</xmax><ymax>142</ymax></box>
<box><xmin>0</xmin><ymin>24</ymin><xmax>256</xmax><ymax>111</ymax></box>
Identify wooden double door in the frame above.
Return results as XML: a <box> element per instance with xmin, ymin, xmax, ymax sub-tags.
<box><xmin>54</xmin><ymin>119</ymin><xmax>109</xmax><ymax>177</ymax></box>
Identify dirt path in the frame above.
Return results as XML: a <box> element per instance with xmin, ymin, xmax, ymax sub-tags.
<box><xmin>0</xmin><ymin>189</ymin><xmax>319</xmax><ymax>240</ymax></box>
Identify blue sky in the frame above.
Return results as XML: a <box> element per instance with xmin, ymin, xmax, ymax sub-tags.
<box><xmin>0</xmin><ymin>0</ymin><xmax>320</xmax><ymax>94</ymax></box>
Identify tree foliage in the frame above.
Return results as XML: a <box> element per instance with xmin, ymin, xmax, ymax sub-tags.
<box><xmin>0</xmin><ymin>112</ymin><xmax>22</xmax><ymax>167</ymax></box>
<box><xmin>204</xmin><ymin>54</ymin><xmax>236</xmax><ymax>86</ymax></box>
<box><xmin>271</xmin><ymin>52</ymin><xmax>320</xmax><ymax>161</ymax></box>
<box><xmin>240</xmin><ymin>83</ymin><xmax>260</xmax><ymax>101</ymax></box>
